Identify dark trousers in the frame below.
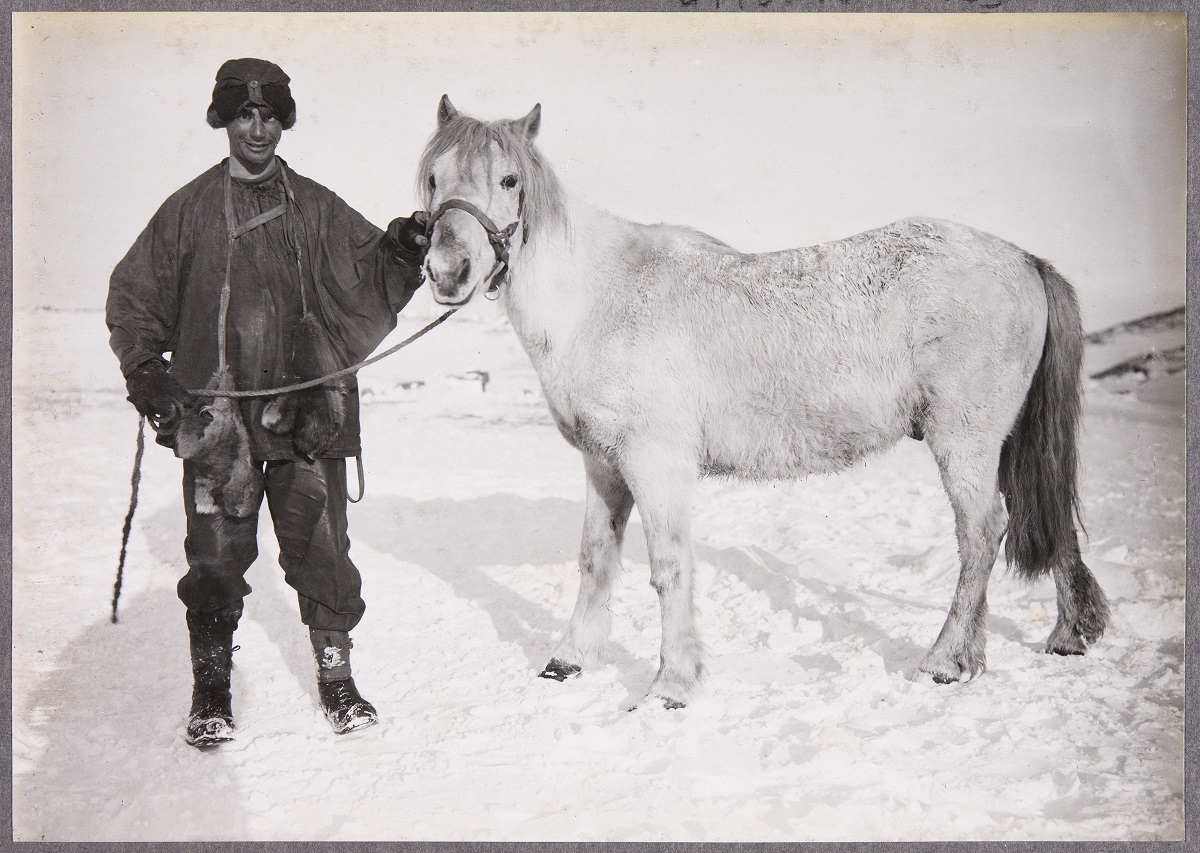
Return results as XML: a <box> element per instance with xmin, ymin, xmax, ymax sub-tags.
<box><xmin>177</xmin><ymin>457</ymin><xmax>366</xmax><ymax>632</ymax></box>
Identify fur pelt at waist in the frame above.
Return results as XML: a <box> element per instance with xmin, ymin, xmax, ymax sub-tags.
<box><xmin>260</xmin><ymin>311</ymin><xmax>349</xmax><ymax>462</ymax></box>
<box><xmin>174</xmin><ymin>368</ymin><xmax>264</xmax><ymax>518</ymax></box>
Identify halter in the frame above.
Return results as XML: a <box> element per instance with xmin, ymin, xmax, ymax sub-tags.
<box><xmin>424</xmin><ymin>191</ymin><xmax>525</xmax><ymax>299</ymax></box>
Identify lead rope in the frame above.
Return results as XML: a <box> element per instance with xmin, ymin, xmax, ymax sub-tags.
<box><xmin>188</xmin><ymin>309</ymin><xmax>457</xmax><ymax>399</ymax></box>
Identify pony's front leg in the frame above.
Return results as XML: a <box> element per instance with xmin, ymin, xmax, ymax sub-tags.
<box><xmin>540</xmin><ymin>453</ymin><xmax>634</xmax><ymax>681</ymax></box>
<box><xmin>622</xmin><ymin>447</ymin><xmax>705</xmax><ymax>709</ymax></box>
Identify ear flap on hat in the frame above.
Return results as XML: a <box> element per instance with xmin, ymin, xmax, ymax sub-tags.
<box><xmin>207</xmin><ymin>107</ymin><xmax>225</xmax><ymax>129</ymax></box>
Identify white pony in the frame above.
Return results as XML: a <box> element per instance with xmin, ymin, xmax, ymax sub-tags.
<box><xmin>417</xmin><ymin>96</ymin><xmax>1108</xmax><ymax>709</ymax></box>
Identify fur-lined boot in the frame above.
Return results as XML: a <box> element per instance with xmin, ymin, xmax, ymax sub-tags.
<box><xmin>310</xmin><ymin>628</ymin><xmax>378</xmax><ymax>735</ymax></box>
<box><xmin>261</xmin><ymin>311</ymin><xmax>348</xmax><ymax>462</ymax></box>
<box><xmin>174</xmin><ymin>368</ymin><xmax>263</xmax><ymax>518</ymax></box>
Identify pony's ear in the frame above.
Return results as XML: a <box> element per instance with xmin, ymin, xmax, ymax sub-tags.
<box><xmin>438</xmin><ymin>95</ymin><xmax>460</xmax><ymax>126</ymax></box>
<box><xmin>513</xmin><ymin>103</ymin><xmax>541</xmax><ymax>141</ymax></box>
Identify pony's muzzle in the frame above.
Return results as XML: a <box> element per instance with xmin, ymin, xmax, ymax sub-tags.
<box><xmin>424</xmin><ymin>253</ymin><xmax>475</xmax><ymax>305</ymax></box>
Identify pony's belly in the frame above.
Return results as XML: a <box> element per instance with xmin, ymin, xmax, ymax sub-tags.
<box><xmin>701</xmin><ymin>416</ymin><xmax>909</xmax><ymax>480</ymax></box>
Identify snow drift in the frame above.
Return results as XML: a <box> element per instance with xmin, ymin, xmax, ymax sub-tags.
<box><xmin>11</xmin><ymin>306</ymin><xmax>1184</xmax><ymax>842</ymax></box>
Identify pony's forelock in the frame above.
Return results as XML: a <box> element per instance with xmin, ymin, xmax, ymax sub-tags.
<box><xmin>416</xmin><ymin>112</ymin><xmax>567</xmax><ymax>242</ymax></box>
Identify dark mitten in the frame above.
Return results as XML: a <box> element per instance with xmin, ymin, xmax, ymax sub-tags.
<box><xmin>386</xmin><ymin>211</ymin><xmax>430</xmax><ymax>267</ymax></box>
<box><xmin>261</xmin><ymin>312</ymin><xmax>347</xmax><ymax>462</ymax></box>
<box><xmin>125</xmin><ymin>358</ymin><xmax>195</xmax><ymax>430</ymax></box>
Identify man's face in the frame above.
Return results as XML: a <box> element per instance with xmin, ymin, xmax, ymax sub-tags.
<box><xmin>226</xmin><ymin>107</ymin><xmax>283</xmax><ymax>174</ymax></box>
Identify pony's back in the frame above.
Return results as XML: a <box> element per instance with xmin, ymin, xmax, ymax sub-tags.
<box><xmin>577</xmin><ymin>216</ymin><xmax>1048</xmax><ymax>479</ymax></box>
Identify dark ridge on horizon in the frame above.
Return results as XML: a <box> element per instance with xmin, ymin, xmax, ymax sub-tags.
<box><xmin>1084</xmin><ymin>306</ymin><xmax>1184</xmax><ymax>344</ymax></box>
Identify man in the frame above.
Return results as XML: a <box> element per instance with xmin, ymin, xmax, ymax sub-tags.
<box><xmin>106</xmin><ymin>58</ymin><xmax>428</xmax><ymax>747</ymax></box>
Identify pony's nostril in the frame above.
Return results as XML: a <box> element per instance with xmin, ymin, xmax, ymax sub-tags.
<box><xmin>454</xmin><ymin>257</ymin><xmax>471</xmax><ymax>285</ymax></box>
<box><xmin>423</xmin><ymin>261</ymin><xmax>437</xmax><ymax>284</ymax></box>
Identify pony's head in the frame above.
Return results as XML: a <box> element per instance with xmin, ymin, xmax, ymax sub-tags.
<box><xmin>416</xmin><ymin>95</ymin><xmax>565</xmax><ymax>306</ymax></box>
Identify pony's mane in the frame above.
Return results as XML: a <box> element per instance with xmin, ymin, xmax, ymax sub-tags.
<box><xmin>416</xmin><ymin>114</ymin><xmax>568</xmax><ymax>244</ymax></box>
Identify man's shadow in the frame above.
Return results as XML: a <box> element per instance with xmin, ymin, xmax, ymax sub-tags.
<box><xmin>14</xmin><ymin>504</ymin><xmax>256</xmax><ymax>840</ymax></box>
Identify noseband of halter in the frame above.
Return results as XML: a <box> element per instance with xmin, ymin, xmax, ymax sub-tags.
<box><xmin>424</xmin><ymin>192</ymin><xmax>525</xmax><ymax>298</ymax></box>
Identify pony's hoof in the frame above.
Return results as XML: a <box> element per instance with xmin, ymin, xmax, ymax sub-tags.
<box><xmin>918</xmin><ymin>654</ymin><xmax>961</xmax><ymax>684</ymax></box>
<box><xmin>1045</xmin><ymin>623</ymin><xmax>1089</xmax><ymax>656</ymax></box>
<box><xmin>1046</xmin><ymin>642</ymin><xmax>1086</xmax><ymax>657</ymax></box>
<box><xmin>649</xmin><ymin>694</ymin><xmax>688</xmax><ymax>710</ymax></box>
<box><xmin>919</xmin><ymin>646</ymin><xmax>984</xmax><ymax>685</ymax></box>
<box><xmin>925</xmin><ymin>665</ymin><xmax>984</xmax><ymax>684</ymax></box>
<box><xmin>538</xmin><ymin>659</ymin><xmax>582</xmax><ymax>681</ymax></box>
<box><xmin>629</xmin><ymin>695</ymin><xmax>688</xmax><ymax>711</ymax></box>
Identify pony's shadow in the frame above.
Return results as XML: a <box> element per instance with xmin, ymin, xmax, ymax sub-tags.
<box><xmin>349</xmin><ymin>493</ymin><xmax>942</xmax><ymax>699</ymax></box>
<box><xmin>696</xmin><ymin>541</ymin><xmax>1065</xmax><ymax>679</ymax></box>
<box><xmin>694</xmin><ymin>542</ymin><xmax>931</xmax><ymax>678</ymax></box>
<box><xmin>349</xmin><ymin>494</ymin><xmax>658</xmax><ymax>704</ymax></box>
<box><xmin>350</xmin><ymin>492</ymin><xmax>940</xmax><ymax>701</ymax></box>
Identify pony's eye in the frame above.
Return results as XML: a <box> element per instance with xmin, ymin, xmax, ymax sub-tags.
<box><xmin>427</xmin><ymin>174</ymin><xmax>436</xmax><ymax>191</ymax></box>
<box><xmin>501</xmin><ymin>174</ymin><xmax>518</xmax><ymax>190</ymax></box>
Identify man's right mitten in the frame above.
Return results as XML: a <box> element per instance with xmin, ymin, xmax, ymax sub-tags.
<box><xmin>125</xmin><ymin>358</ymin><xmax>195</xmax><ymax>433</ymax></box>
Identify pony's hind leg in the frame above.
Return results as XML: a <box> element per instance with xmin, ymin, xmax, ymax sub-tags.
<box><xmin>540</xmin><ymin>453</ymin><xmax>635</xmax><ymax>681</ymax></box>
<box><xmin>919</xmin><ymin>434</ymin><xmax>1008</xmax><ymax>684</ymax></box>
<box><xmin>1046</xmin><ymin>541</ymin><xmax>1109</xmax><ymax>655</ymax></box>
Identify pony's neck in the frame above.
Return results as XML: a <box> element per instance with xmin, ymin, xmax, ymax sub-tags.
<box><xmin>503</xmin><ymin>200</ymin><xmax>619</xmax><ymax>364</ymax></box>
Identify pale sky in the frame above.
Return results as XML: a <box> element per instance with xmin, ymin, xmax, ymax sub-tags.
<box><xmin>11</xmin><ymin>12</ymin><xmax>1187</xmax><ymax>331</ymax></box>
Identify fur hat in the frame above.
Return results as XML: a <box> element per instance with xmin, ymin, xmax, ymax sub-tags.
<box><xmin>207</xmin><ymin>58</ymin><xmax>296</xmax><ymax>130</ymax></box>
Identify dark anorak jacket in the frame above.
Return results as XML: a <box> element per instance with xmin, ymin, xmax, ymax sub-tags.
<box><xmin>107</xmin><ymin>158</ymin><xmax>423</xmax><ymax>460</ymax></box>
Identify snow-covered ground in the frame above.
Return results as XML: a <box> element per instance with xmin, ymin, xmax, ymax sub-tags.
<box><xmin>11</xmin><ymin>304</ymin><xmax>1185</xmax><ymax>842</ymax></box>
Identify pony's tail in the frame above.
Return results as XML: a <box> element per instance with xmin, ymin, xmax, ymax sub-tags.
<box><xmin>998</xmin><ymin>257</ymin><xmax>1086</xmax><ymax>581</ymax></box>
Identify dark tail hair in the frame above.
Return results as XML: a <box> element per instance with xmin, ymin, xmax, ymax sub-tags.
<box><xmin>998</xmin><ymin>257</ymin><xmax>1086</xmax><ymax>580</ymax></box>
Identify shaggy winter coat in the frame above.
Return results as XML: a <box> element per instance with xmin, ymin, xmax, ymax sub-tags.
<box><xmin>417</xmin><ymin>98</ymin><xmax>1106</xmax><ymax>709</ymax></box>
